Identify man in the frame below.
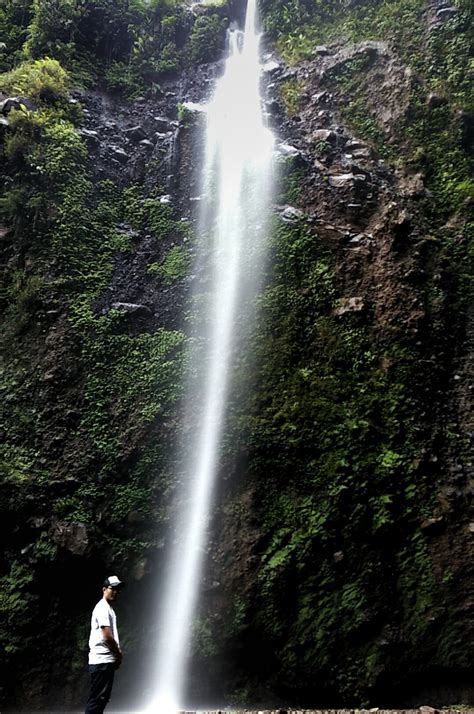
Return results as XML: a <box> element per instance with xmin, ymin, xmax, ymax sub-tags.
<box><xmin>85</xmin><ymin>575</ymin><xmax>125</xmax><ymax>714</ymax></box>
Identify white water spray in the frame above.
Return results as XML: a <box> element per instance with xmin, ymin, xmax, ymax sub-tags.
<box><xmin>146</xmin><ymin>2</ymin><xmax>274</xmax><ymax>711</ymax></box>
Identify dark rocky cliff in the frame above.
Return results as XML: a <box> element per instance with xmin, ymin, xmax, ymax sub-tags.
<box><xmin>0</xmin><ymin>0</ymin><xmax>472</xmax><ymax>710</ymax></box>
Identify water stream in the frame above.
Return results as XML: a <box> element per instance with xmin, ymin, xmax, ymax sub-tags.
<box><xmin>146</xmin><ymin>1</ymin><xmax>274</xmax><ymax>710</ymax></box>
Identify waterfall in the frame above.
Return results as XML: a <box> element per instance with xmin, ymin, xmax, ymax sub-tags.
<box><xmin>145</xmin><ymin>1</ymin><xmax>274</xmax><ymax>710</ymax></box>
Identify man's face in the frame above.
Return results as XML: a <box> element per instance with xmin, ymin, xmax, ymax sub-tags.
<box><xmin>103</xmin><ymin>586</ymin><xmax>121</xmax><ymax>603</ymax></box>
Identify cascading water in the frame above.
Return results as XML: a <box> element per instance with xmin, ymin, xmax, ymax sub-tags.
<box><xmin>145</xmin><ymin>1</ymin><xmax>274</xmax><ymax>710</ymax></box>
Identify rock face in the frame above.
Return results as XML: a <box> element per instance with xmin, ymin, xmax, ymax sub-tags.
<box><xmin>0</xmin><ymin>1</ymin><xmax>473</xmax><ymax>712</ymax></box>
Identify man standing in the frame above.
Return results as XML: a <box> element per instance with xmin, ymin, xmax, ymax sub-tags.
<box><xmin>85</xmin><ymin>575</ymin><xmax>125</xmax><ymax>714</ymax></box>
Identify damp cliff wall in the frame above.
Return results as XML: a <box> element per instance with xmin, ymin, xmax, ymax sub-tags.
<box><xmin>0</xmin><ymin>0</ymin><xmax>472</xmax><ymax>710</ymax></box>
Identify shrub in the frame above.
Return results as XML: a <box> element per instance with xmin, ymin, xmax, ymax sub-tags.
<box><xmin>0</xmin><ymin>57</ymin><xmax>69</xmax><ymax>101</ymax></box>
<box><xmin>187</xmin><ymin>14</ymin><xmax>227</xmax><ymax>64</ymax></box>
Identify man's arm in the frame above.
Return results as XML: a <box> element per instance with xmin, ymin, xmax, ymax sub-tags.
<box><xmin>101</xmin><ymin>626</ymin><xmax>122</xmax><ymax>667</ymax></box>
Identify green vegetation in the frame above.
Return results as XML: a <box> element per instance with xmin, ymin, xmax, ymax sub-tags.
<box><xmin>0</xmin><ymin>0</ymin><xmax>230</xmax><ymax>97</ymax></box>
<box><xmin>0</xmin><ymin>43</ymin><xmax>189</xmax><ymax>681</ymax></box>
<box><xmin>187</xmin><ymin>13</ymin><xmax>227</xmax><ymax>64</ymax></box>
<box><xmin>225</xmin><ymin>0</ymin><xmax>473</xmax><ymax>702</ymax></box>
<box><xmin>0</xmin><ymin>56</ymin><xmax>69</xmax><ymax>98</ymax></box>
<box><xmin>280</xmin><ymin>77</ymin><xmax>305</xmax><ymax>117</ymax></box>
<box><xmin>224</xmin><ymin>214</ymin><xmax>457</xmax><ymax>703</ymax></box>
<box><xmin>0</xmin><ymin>0</ymin><xmax>472</xmax><ymax>707</ymax></box>
<box><xmin>261</xmin><ymin>0</ymin><xmax>473</xmax><ymax>220</ymax></box>
<box><xmin>0</xmin><ymin>562</ymin><xmax>34</xmax><ymax>654</ymax></box>
<box><xmin>148</xmin><ymin>245</ymin><xmax>191</xmax><ymax>285</ymax></box>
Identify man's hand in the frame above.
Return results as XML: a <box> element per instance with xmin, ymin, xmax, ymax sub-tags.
<box><xmin>101</xmin><ymin>626</ymin><xmax>122</xmax><ymax>667</ymax></box>
<box><xmin>115</xmin><ymin>648</ymin><xmax>123</xmax><ymax>670</ymax></box>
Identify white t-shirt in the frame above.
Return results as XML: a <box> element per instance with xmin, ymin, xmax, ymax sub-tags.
<box><xmin>88</xmin><ymin>598</ymin><xmax>120</xmax><ymax>665</ymax></box>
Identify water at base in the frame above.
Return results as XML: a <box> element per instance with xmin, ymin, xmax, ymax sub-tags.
<box><xmin>145</xmin><ymin>0</ymin><xmax>274</xmax><ymax>711</ymax></box>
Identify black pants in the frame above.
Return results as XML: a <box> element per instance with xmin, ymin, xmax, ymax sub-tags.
<box><xmin>85</xmin><ymin>662</ymin><xmax>116</xmax><ymax>714</ymax></box>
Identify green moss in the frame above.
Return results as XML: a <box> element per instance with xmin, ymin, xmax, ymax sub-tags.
<box><xmin>0</xmin><ymin>444</ymin><xmax>37</xmax><ymax>484</ymax></box>
<box><xmin>79</xmin><ymin>326</ymin><xmax>187</xmax><ymax>463</ymax></box>
<box><xmin>0</xmin><ymin>562</ymin><xmax>34</xmax><ymax>654</ymax></box>
<box><xmin>192</xmin><ymin>616</ymin><xmax>218</xmax><ymax>657</ymax></box>
<box><xmin>148</xmin><ymin>245</ymin><xmax>191</xmax><ymax>285</ymax></box>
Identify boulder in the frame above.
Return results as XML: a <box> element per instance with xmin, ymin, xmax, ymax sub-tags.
<box><xmin>51</xmin><ymin>521</ymin><xmax>89</xmax><ymax>556</ymax></box>
<box><xmin>345</xmin><ymin>138</ymin><xmax>368</xmax><ymax>151</ymax></box>
<box><xmin>312</xmin><ymin>129</ymin><xmax>337</xmax><ymax>143</ymax></box>
<box><xmin>329</xmin><ymin>173</ymin><xmax>366</xmax><ymax>188</ymax></box>
<box><xmin>312</xmin><ymin>90</ymin><xmax>330</xmax><ymax>104</ymax></box>
<box><xmin>275</xmin><ymin>142</ymin><xmax>306</xmax><ymax>166</ymax></box>
<box><xmin>262</xmin><ymin>59</ymin><xmax>280</xmax><ymax>74</ymax></box>
<box><xmin>0</xmin><ymin>96</ymin><xmax>37</xmax><ymax>115</ymax></box>
<box><xmin>352</xmin><ymin>147</ymin><xmax>372</xmax><ymax>159</ymax></box>
<box><xmin>279</xmin><ymin>205</ymin><xmax>305</xmax><ymax>223</ymax></box>
<box><xmin>109</xmin><ymin>145</ymin><xmax>129</xmax><ymax>164</ymax></box>
<box><xmin>153</xmin><ymin>115</ymin><xmax>173</xmax><ymax>131</ymax></box>
<box><xmin>139</xmin><ymin>139</ymin><xmax>155</xmax><ymax>150</ymax></box>
<box><xmin>436</xmin><ymin>6</ymin><xmax>457</xmax><ymax>18</ymax></box>
<box><xmin>427</xmin><ymin>92</ymin><xmax>448</xmax><ymax>108</ymax></box>
<box><xmin>313</xmin><ymin>45</ymin><xmax>332</xmax><ymax>56</ymax></box>
<box><xmin>333</xmin><ymin>296</ymin><xmax>365</xmax><ymax>315</ymax></box>
<box><xmin>420</xmin><ymin>516</ymin><xmax>445</xmax><ymax>532</ymax></box>
<box><xmin>79</xmin><ymin>128</ymin><xmax>100</xmax><ymax>148</ymax></box>
<box><xmin>111</xmin><ymin>302</ymin><xmax>152</xmax><ymax>316</ymax></box>
<box><xmin>124</xmin><ymin>125</ymin><xmax>148</xmax><ymax>142</ymax></box>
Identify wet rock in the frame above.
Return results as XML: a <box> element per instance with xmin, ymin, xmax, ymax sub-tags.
<box><xmin>322</xmin><ymin>41</ymin><xmax>387</xmax><ymax>80</ymax></box>
<box><xmin>345</xmin><ymin>138</ymin><xmax>368</xmax><ymax>151</ymax></box>
<box><xmin>312</xmin><ymin>129</ymin><xmax>337</xmax><ymax>143</ymax></box>
<box><xmin>51</xmin><ymin>521</ymin><xmax>89</xmax><ymax>556</ymax></box>
<box><xmin>265</xmin><ymin>100</ymin><xmax>283</xmax><ymax>126</ymax></box>
<box><xmin>427</xmin><ymin>92</ymin><xmax>448</xmax><ymax>108</ymax></box>
<box><xmin>153</xmin><ymin>115</ymin><xmax>173</xmax><ymax>131</ymax></box>
<box><xmin>111</xmin><ymin>302</ymin><xmax>152</xmax><ymax>316</ymax></box>
<box><xmin>279</xmin><ymin>205</ymin><xmax>305</xmax><ymax>223</ymax></box>
<box><xmin>420</xmin><ymin>515</ymin><xmax>445</xmax><ymax>533</ymax></box>
<box><xmin>132</xmin><ymin>558</ymin><xmax>148</xmax><ymax>580</ymax></box>
<box><xmin>30</xmin><ymin>516</ymin><xmax>47</xmax><ymax>529</ymax></box>
<box><xmin>347</xmin><ymin>203</ymin><xmax>363</xmax><ymax>215</ymax></box>
<box><xmin>0</xmin><ymin>96</ymin><xmax>37</xmax><ymax>114</ymax></box>
<box><xmin>79</xmin><ymin>128</ymin><xmax>100</xmax><ymax>148</ymax></box>
<box><xmin>399</xmin><ymin>171</ymin><xmax>426</xmax><ymax>198</ymax></box>
<box><xmin>352</xmin><ymin>147</ymin><xmax>372</xmax><ymax>159</ymax></box>
<box><xmin>312</xmin><ymin>90</ymin><xmax>330</xmax><ymax>104</ymax></box>
<box><xmin>139</xmin><ymin>139</ymin><xmax>155</xmax><ymax>150</ymax></box>
<box><xmin>333</xmin><ymin>296</ymin><xmax>365</xmax><ymax>315</ymax></box>
<box><xmin>329</xmin><ymin>172</ymin><xmax>366</xmax><ymax>188</ymax></box>
<box><xmin>109</xmin><ymin>145</ymin><xmax>129</xmax><ymax>163</ymax></box>
<box><xmin>124</xmin><ymin>125</ymin><xmax>148</xmax><ymax>142</ymax></box>
<box><xmin>262</xmin><ymin>59</ymin><xmax>280</xmax><ymax>74</ymax></box>
<box><xmin>349</xmin><ymin>233</ymin><xmax>365</xmax><ymax>244</ymax></box>
<box><xmin>436</xmin><ymin>6</ymin><xmax>457</xmax><ymax>18</ymax></box>
<box><xmin>275</xmin><ymin>142</ymin><xmax>307</xmax><ymax>168</ymax></box>
<box><xmin>313</xmin><ymin>44</ymin><xmax>332</xmax><ymax>56</ymax></box>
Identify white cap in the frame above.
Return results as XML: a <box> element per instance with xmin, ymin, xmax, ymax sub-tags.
<box><xmin>104</xmin><ymin>575</ymin><xmax>125</xmax><ymax>588</ymax></box>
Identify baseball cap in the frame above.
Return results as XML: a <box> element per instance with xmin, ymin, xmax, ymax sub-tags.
<box><xmin>103</xmin><ymin>575</ymin><xmax>125</xmax><ymax>589</ymax></box>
